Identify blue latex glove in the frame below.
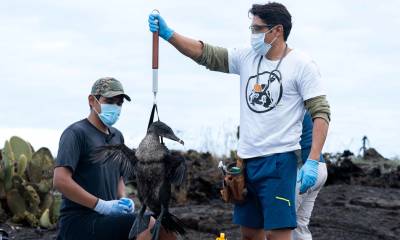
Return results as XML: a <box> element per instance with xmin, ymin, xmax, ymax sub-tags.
<box><xmin>94</xmin><ymin>198</ymin><xmax>131</xmax><ymax>215</ymax></box>
<box><xmin>148</xmin><ymin>13</ymin><xmax>174</xmax><ymax>41</ymax></box>
<box><xmin>297</xmin><ymin>159</ymin><xmax>319</xmax><ymax>194</ymax></box>
<box><xmin>118</xmin><ymin>197</ymin><xmax>135</xmax><ymax>213</ymax></box>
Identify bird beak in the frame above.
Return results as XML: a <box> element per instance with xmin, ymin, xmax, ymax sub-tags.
<box><xmin>164</xmin><ymin>133</ymin><xmax>184</xmax><ymax>145</ymax></box>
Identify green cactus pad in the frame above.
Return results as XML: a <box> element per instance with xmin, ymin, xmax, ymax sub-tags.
<box><xmin>9</xmin><ymin>136</ymin><xmax>33</xmax><ymax>162</ymax></box>
<box><xmin>23</xmin><ymin>185</ymin><xmax>41</xmax><ymax>216</ymax></box>
<box><xmin>7</xmin><ymin>189</ymin><xmax>27</xmax><ymax>215</ymax></box>
<box><xmin>11</xmin><ymin>175</ymin><xmax>25</xmax><ymax>191</ymax></box>
<box><xmin>13</xmin><ymin>211</ymin><xmax>39</xmax><ymax>227</ymax></box>
<box><xmin>37</xmin><ymin>179</ymin><xmax>53</xmax><ymax>193</ymax></box>
<box><xmin>2</xmin><ymin>140</ymin><xmax>15</xmax><ymax>191</ymax></box>
<box><xmin>17</xmin><ymin>154</ymin><xmax>28</xmax><ymax>176</ymax></box>
<box><xmin>28</xmin><ymin>147</ymin><xmax>54</xmax><ymax>183</ymax></box>
<box><xmin>50</xmin><ymin>192</ymin><xmax>62</xmax><ymax>224</ymax></box>
<box><xmin>40</xmin><ymin>193</ymin><xmax>54</xmax><ymax>211</ymax></box>
<box><xmin>39</xmin><ymin>208</ymin><xmax>54</xmax><ymax>229</ymax></box>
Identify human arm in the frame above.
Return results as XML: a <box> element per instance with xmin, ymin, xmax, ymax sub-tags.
<box><xmin>53</xmin><ymin>166</ymin><xmax>98</xmax><ymax>209</ymax></box>
<box><xmin>149</xmin><ymin>13</ymin><xmax>230</xmax><ymax>73</ymax></box>
<box><xmin>297</xmin><ymin>59</ymin><xmax>331</xmax><ymax>193</ymax></box>
<box><xmin>54</xmin><ymin>129</ymin><xmax>131</xmax><ymax>214</ymax></box>
<box><xmin>117</xmin><ymin>177</ymin><xmax>126</xmax><ymax>198</ymax></box>
<box><xmin>304</xmin><ymin>96</ymin><xmax>330</xmax><ymax>161</ymax></box>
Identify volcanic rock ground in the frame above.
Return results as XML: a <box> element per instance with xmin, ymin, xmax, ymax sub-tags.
<box><xmin>1</xmin><ymin>149</ymin><xmax>399</xmax><ymax>239</ymax></box>
<box><xmin>1</xmin><ymin>184</ymin><xmax>399</xmax><ymax>240</ymax></box>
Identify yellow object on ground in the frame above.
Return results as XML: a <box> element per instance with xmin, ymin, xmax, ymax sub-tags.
<box><xmin>216</xmin><ymin>233</ymin><xmax>226</xmax><ymax>240</ymax></box>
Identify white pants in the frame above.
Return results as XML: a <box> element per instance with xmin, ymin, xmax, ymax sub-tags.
<box><xmin>292</xmin><ymin>162</ymin><xmax>327</xmax><ymax>240</ymax></box>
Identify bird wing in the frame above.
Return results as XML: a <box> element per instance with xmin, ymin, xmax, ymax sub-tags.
<box><xmin>91</xmin><ymin>144</ymin><xmax>137</xmax><ymax>178</ymax></box>
<box><xmin>165</xmin><ymin>151</ymin><xmax>187</xmax><ymax>186</ymax></box>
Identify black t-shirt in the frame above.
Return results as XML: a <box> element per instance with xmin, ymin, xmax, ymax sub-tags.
<box><xmin>56</xmin><ymin>119</ymin><xmax>124</xmax><ymax>218</ymax></box>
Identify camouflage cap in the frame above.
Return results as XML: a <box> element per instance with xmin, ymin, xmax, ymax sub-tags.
<box><xmin>91</xmin><ymin>77</ymin><xmax>131</xmax><ymax>101</ymax></box>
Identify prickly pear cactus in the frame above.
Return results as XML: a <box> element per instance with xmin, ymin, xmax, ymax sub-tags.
<box><xmin>50</xmin><ymin>192</ymin><xmax>62</xmax><ymax>224</ymax></box>
<box><xmin>2</xmin><ymin>140</ymin><xmax>15</xmax><ymax>191</ymax></box>
<box><xmin>2</xmin><ymin>136</ymin><xmax>33</xmax><ymax>191</ymax></box>
<box><xmin>0</xmin><ymin>137</ymin><xmax>60</xmax><ymax>228</ymax></box>
<box><xmin>17</xmin><ymin>154</ymin><xmax>28</xmax><ymax>176</ymax></box>
<box><xmin>40</xmin><ymin>193</ymin><xmax>54</xmax><ymax>211</ymax></box>
<box><xmin>39</xmin><ymin>208</ymin><xmax>54</xmax><ymax>229</ymax></box>
<box><xmin>7</xmin><ymin>189</ymin><xmax>26</xmax><ymax>215</ymax></box>
<box><xmin>24</xmin><ymin>185</ymin><xmax>41</xmax><ymax>216</ymax></box>
<box><xmin>6</xmin><ymin>188</ymin><xmax>38</xmax><ymax>226</ymax></box>
<box><xmin>9</xmin><ymin>136</ymin><xmax>33</xmax><ymax>162</ymax></box>
<box><xmin>27</xmin><ymin>147</ymin><xmax>54</xmax><ymax>184</ymax></box>
<box><xmin>39</xmin><ymin>192</ymin><xmax>61</xmax><ymax>229</ymax></box>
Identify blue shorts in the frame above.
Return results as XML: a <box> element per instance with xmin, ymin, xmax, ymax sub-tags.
<box><xmin>233</xmin><ymin>151</ymin><xmax>297</xmax><ymax>230</ymax></box>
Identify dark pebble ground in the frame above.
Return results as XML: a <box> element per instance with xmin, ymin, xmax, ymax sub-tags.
<box><xmin>1</xmin><ymin>184</ymin><xmax>399</xmax><ymax>240</ymax></box>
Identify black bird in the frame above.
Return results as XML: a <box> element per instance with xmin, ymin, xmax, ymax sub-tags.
<box><xmin>93</xmin><ymin>121</ymin><xmax>186</xmax><ymax>240</ymax></box>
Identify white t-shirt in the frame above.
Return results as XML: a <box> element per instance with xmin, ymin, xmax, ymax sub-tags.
<box><xmin>228</xmin><ymin>47</ymin><xmax>325</xmax><ymax>158</ymax></box>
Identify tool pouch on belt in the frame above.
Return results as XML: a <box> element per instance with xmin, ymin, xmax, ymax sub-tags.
<box><xmin>220</xmin><ymin>158</ymin><xmax>247</xmax><ymax>204</ymax></box>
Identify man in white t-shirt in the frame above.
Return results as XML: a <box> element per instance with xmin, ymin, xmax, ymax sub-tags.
<box><xmin>148</xmin><ymin>2</ymin><xmax>330</xmax><ymax>240</ymax></box>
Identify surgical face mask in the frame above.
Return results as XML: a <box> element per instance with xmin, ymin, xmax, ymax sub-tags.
<box><xmin>251</xmin><ymin>28</ymin><xmax>278</xmax><ymax>56</ymax></box>
<box><xmin>93</xmin><ymin>96</ymin><xmax>121</xmax><ymax>127</ymax></box>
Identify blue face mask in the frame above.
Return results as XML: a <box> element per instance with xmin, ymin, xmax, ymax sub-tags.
<box><xmin>251</xmin><ymin>28</ymin><xmax>277</xmax><ymax>56</ymax></box>
<box><xmin>93</xmin><ymin>97</ymin><xmax>121</xmax><ymax>127</ymax></box>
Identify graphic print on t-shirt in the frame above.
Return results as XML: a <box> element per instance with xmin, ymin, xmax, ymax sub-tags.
<box><xmin>246</xmin><ymin>70</ymin><xmax>283</xmax><ymax>113</ymax></box>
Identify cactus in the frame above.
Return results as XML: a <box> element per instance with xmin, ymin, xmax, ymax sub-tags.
<box><xmin>2</xmin><ymin>140</ymin><xmax>15</xmax><ymax>191</ymax></box>
<box><xmin>7</xmin><ymin>189</ymin><xmax>27</xmax><ymax>216</ymax></box>
<box><xmin>23</xmin><ymin>185</ymin><xmax>41</xmax><ymax>216</ymax></box>
<box><xmin>17</xmin><ymin>154</ymin><xmax>28</xmax><ymax>176</ymax></box>
<box><xmin>50</xmin><ymin>192</ymin><xmax>62</xmax><ymax>224</ymax></box>
<box><xmin>28</xmin><ymin>147</ymin><xmax>54</xmax><ymax>184</ymax></box>
<box><xmin>9</xmin><ymin>136</ymin><xmax>33</xmax><ymax>164</ymax></box>
<box><xmin>39</xmin><ymin>208</ymin><xmax>54</xmax><ymax>229</ymax></box>
<box><xmin>37</xmin><ymin>179</ymin><xmax>53</xmax><ymax>194</ymax></box>
<box><xmin>39</xmin><ymin>192</ymin><xmax>61</xmax><ymax>229</ymax></box>
<box><xmin>0</xmin><ymin>136</ymin><xmax>60</xmax><ymax>228</ymax></box>
<box><xmin>40</xmin><ymin>193</ymin><xmax>54</xmax><ymax>211</ymax></box>
<box><xmin>2</xmin><ymin>137</ymin><xmax>33</xmax><ymax>191</ymax></box>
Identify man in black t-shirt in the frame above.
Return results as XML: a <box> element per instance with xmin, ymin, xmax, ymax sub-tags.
<box><xmin>53</xmin><ymin>77</ymin><xmax>175</xmax><ymax>240</ymax></box>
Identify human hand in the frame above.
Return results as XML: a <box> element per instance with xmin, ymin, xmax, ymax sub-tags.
<box><xmin>148</xmin><ymin>13</ymin><xmax>174</xmax><ymax>41</ymax></box>
<box><xmin>94</xmin><ymin>198</ymin><xmax>131</xmax><ymax>215</ymax></box>
<box><xmin>118</xmin><ymin>197</ymin><xmax>135</xmax><ymax>213</ymax></box>
<box><xmin>297</xmin><ymin>159</ymin><xmax>319</xmax><ymax>194</ymax></box>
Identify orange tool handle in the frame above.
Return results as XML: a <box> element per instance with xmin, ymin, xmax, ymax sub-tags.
<box><xmin>152</xmin><ymin>31</ymin><xmax>159</xmax><ymax>69</ymax></box>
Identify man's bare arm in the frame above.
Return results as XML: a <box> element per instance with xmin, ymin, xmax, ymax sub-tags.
<box><xmin>304</xmin><ymin>95</ymin><xmax>331</xmax><ymax>160</ymax></box>
<box><xmin>309</xmin><ymin>118</ymin><xmax>329</xmax><ymax>160</ymax></box>
<box><xmin>168</xmin><ymin>32</ymin><xmax>203</xmax><ymax>60</ymax></box>
<box><xmin>117</xmin><ymin>177</ymin><xmax>126</xmax><ymax>198</ymax></box>
<box><xmin>53</xmin><ymin>167</ymin><xmax>98</xmax><ymax>209</ymax></box>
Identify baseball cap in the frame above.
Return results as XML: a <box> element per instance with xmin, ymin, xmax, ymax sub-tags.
<box><xmin>91</xmin><ymin>77</ymin><xmax>131</xmax><ymax>101</ymax></box>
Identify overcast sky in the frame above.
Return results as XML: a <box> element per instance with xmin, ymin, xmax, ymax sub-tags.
<box><xmin>1</xmin><ymin>0</ymin><xmax>399</xmax><ymax>158</ymax></box>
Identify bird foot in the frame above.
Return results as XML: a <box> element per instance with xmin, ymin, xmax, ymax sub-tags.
<box><xmin>150</xmin><ymin>218</ymin><xmax>162</xmax><ymax>240</ymax></box>
<box><xmin>128</xmin><ymin>214</ymin><xmax>150</xmax><ymax>240</ymax></box>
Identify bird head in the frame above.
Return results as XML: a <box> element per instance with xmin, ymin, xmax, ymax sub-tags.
<box><xmin>148</xmin><ymin>121</ymin><xmax>184</xmax><ymax>145</ymax></box>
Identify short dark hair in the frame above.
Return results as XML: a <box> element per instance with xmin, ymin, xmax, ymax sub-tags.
<box><xmin>89</xmin><ymin>95</ymin><xmax>102</xmax><ymax>110</ymax></box>
<box><xmin>249</xmin><ymin>2</ymin><xmax>292</xmax><ymax>41</ymax></box>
